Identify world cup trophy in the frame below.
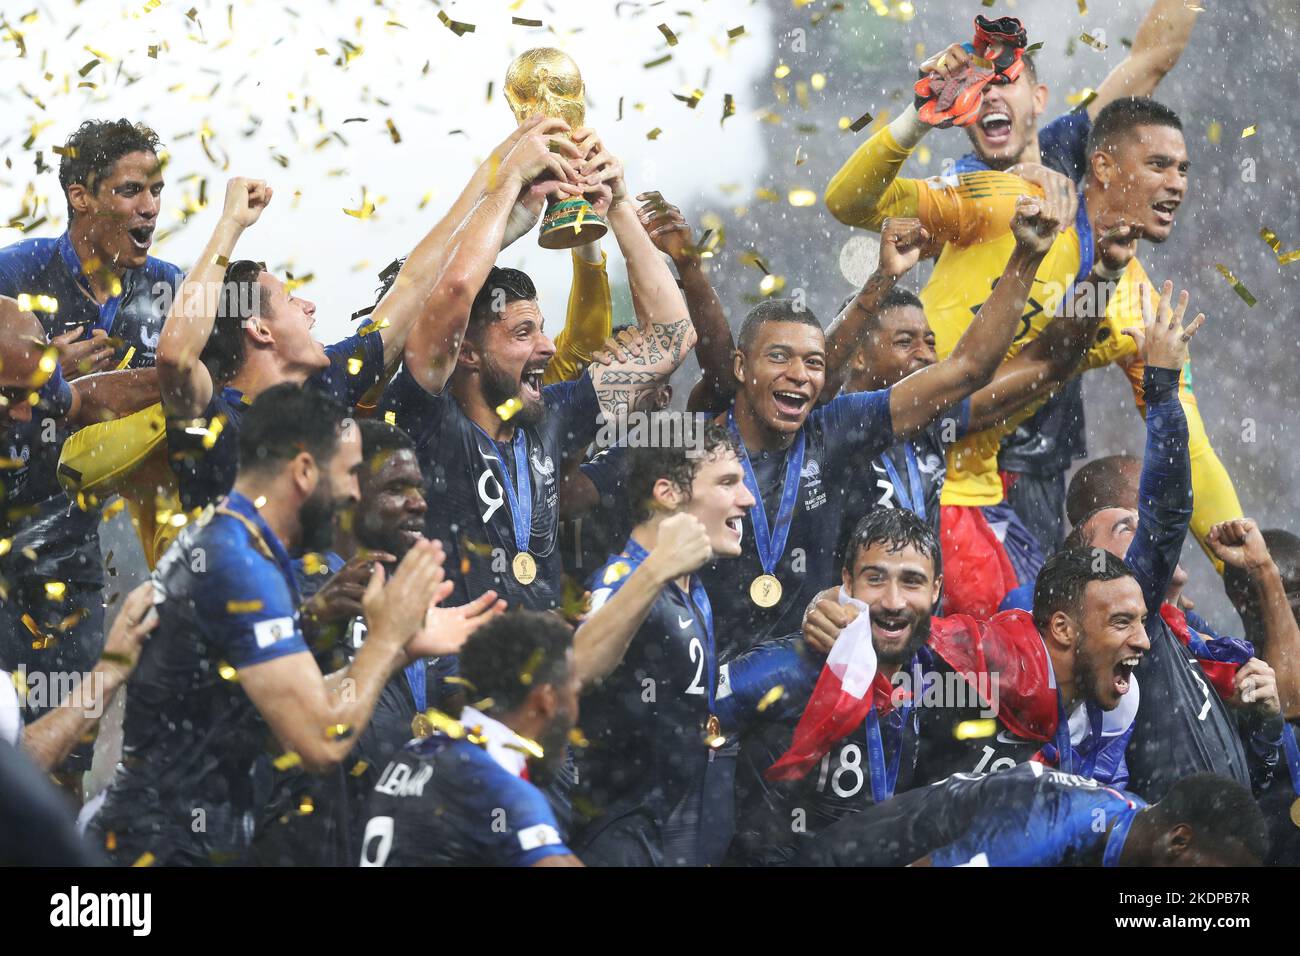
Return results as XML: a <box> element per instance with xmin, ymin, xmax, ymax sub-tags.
<box><xmin>504</xmin><ymin>47</ymin><xmax>607</xmax><ymax>250</ymax></box>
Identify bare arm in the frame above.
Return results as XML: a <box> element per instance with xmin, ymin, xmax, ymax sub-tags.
<box><xmin>156</xmin><ymin>178</ymin><xmax>271</xmax><ymax>418</ymax></box>
<box><xmin>575</xmin><ymin>514</ymin><xmax>712</xmax><ymax>688</ymax></box>
<box><xmin>888</xmin><ymin>194</ymin><xmax>1066</xmax><ymax>437</ymax></box>
<box><xmin>1089</xmin><ymin>0</ymin><xmax>1201</xmax><ymax>118</ymax></box>
<box><xmin>1208</xmin><ymin>520</ymin><xmax>1300</xmax><ymax>721</ymax></box>
<box><xmin>237</xmin><ymin>541</ymin><xmax>447</xmax><ymax>772</ymax></box>
<box><xmin>65</xmin><ymin>367</ymin><xmax>160</xmax><ymax>427</ymax></box>
<box><xmin>633</xmin><ymin>193</ymin><xmax>736</xmax><ymax>409</ymax></box>
<box><xmin>22</xmin><ymin>584</ymin><xmax>156</xmax><ymax>771</ymax></box>
<box><xmin>401</xmin><ymin>117</ymin><xmax>583</xmax><ymax>394</ymax></box>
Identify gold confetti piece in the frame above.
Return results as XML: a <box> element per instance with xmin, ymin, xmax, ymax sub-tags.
<box><xmin>131</xmin><ymin>852</ymin><xmax>156</xmax><ymax>867</ymax></box>
<box><xmin>45</xmin><ymin>581</ymin><xmax>66</xmax><ymax>600</ymax></box>
<box><xmin>1067</xmin><ymin>87</ymin><xmax>1098</xmax><ymax>111</ymax></box>
<box><xmin>810</xmin><ymin>72</ymin><xmax>826</xmax><ymax>91</ymax></box>
<box><xmin>846</xmin><ymin>111</ymin><xmax>873</xmax><ymax>133</ymax></box>
<box><xmin>728</xmin><ymin>25</ymin><xmax>745</xmax><ymax>39</ymax></box>
<box><xmin>788</xmin><ymin>188</ymin><xmax>817</xmax><ymax>207</ymax></box>
<box><xmin>644</xmin><ymin>53</ymin><xmax>672</xmax><ymax>69</ymax></box>
<box><xmin>349</xmin><ymin>760</ymin><xmax>370</xmax><ymax>777</ymax></box>
<box><xmin>386</xmin><ymin>118</ymin><xmax>401</xmax><ymax>144</ymax></box>
<box><xmin>759</xmin><ymin>274</ymin><xmax>786</xmax><ymax>296</ymax></box>
<box><xmin>1279</xmin><ymin>250</ymin><xmax>1300</xmax><ymax>266</ymax></box>
<box><xmin>657</xmin><ymin>23</ymin><xmax>679</xmax><ymax>46</ymax></box>
<box><xmin>982</xmin><ymin>0</ymin><xmax>995</xmax><ymax>5</ymax></box>
<box><xmin>15</xmin><ymin>293</ymin><xmax>57</xmax><ymax>313</ymax></box>
<box><xmin>568</xmin><ymin>727</ymin><xmax>590</xmax><ymax>749</ymax></box>
<box><xmin>168</xmin><ymin>512</ymin><xmax>188</xmax><ymax>528</ymax></box>
<box><xmin>273</xmin><ymin>751</ymin><xmax>302</xmax><ymax>771</ymax></box>
<box><xmin>721</xmin><ymin>93</ymin><xmax>735</xmax><ymax>126</ymax></box>
<box><xmin>496</xmin><ymin>397</ymin><xmax>523</xmax><ymax>421</ymax></box>
<box><xmin>756</xmin><ymin>685</ymin><xmax>786</xmax><ymax>713</ymax></box>
<box><xmin>343</xmin><ymin>186</ymin><xmax>377</xmax><ymax>219</ymax></box>
<box><xmin>437</xmin><ymin>11</ymin><xmax>475</xmax><ymax>35</ymax></box>
<box><xmin>225</xmin><ymin>599</ymin><xmax>264</xmax><ymax>614</ymax></box>
<box><xmin>672</xmin><ymin>88</ymin><xmax>704</xmax><ymax>109</ymax></box>
<box><xmin>519</xmin><ymin>647</ymin><xmax>546</xmax><ymax>686</ymax></box>
<box><xmin>954</xmin><ymin>718</ymin><xmax>998</xmax><ymax>740</ymax></box>
<box><xmin>1079</xmin><ymin>32</ymin><xmax>1107</xmax><ymax>51</ymax></box>
<box><xmin>78</xmin><ymin>59</ymin><xmax>99</xmax><ymax>77</ymax></box>
<box><xmin>1185</xmin><ymin>2</ymin><xmax>1205</xmax><ymax>10</ymax></box>
<box><xmin>512</xmin><ymin>16</ymin><xmax>543</xmax><ymax>26</ymax></box>
<box><xmin>646</xmin><ymin>127</ymin><xmax>662</xmax><ymax>140</ymax></box>
<box><xmin>1215</xmin><ymin>264</ymin><xmax>1257</xmax><ymax>306</ymax></box>
<box><xmin>326</xmin><ymin>723</ymin><xmax>353</xmax><ymax>740</ymax></box>
<box><xmin>917</xmin><ymin>145</ymin><xmax>932</xmax><ymax>165</ymax></box>
<box><xmin>1261</xmin><ymin>227</ymin><xmax>1282</xmax><ymax>254</ymax></box>
<box><xmin>774</xmin><ymin>63</ymin><xmax>791</xmax><ymax>80</ymax></box>
<box><xmin>1077</xmin><ymin>0</ymin><xmax>1088</xmax><ymax>12</ymax></box>
<box><xmin>383</xmin><ymin>410</ymin><xmax>397</xmax><ymax>426</ymax></box>
<box><xmin>1241</xmin><ymin>124</ymin><xmax>1257</xmax><ymax>138</ymax></box>
<box><xmin>297</xmin><ymin>797</ymin><xmax>314</xmax><ymax>815</ymax></box>
<box><xmin>347</xmin><ymin>356</ymin><xmax>364</xmax><ymax>376</ymax></box>
<box><xmin>1207</xmin><ymin>121</ymin><xmax>1222</xmax><ymax>145</ymax></box>
<box><xmin>755</xmin><ymin>187</ymin><xmax>779</xmax><ymax>202</ymax></box>
<box><xmin>0</xmin><ymin>539</ymin><xmax>9</xmax><ymax>558</ymax></box>
<box><xmin>114</xmin><ymin>346</ymin><xmax>136</xmax><ymax>371</ymax></box>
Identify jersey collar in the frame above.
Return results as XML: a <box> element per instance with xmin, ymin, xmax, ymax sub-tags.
<box><xmin>460</xmin><ymin>706</ymin><xmax>535</xmax><ymax>779</ymax></box>
<box><xmin>1102</xmin><ymin>807</ymin><xmax>1141</xmax><ymax>867</ymax></box>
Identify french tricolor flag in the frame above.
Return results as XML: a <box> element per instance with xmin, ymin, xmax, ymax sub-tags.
<box><xmin>766</xmin><ymin>591</ymin><xmax>880</xmax><ymax>781</ymax></box>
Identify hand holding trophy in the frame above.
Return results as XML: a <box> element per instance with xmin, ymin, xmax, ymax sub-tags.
<box><xmin>504</xmin><ymin>47</ymin><xmax>609</xmax><ymax>249</ymax></box>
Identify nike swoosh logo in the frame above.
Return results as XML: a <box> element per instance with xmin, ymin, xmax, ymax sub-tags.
<box><xmin>996</xmin><ymin>730</ymin><xmax>1032</xmax><ymax>745</ymax></box>
<box><xmin>677</xmin><ymin>616</ymin><xmax>693</xmax><ymax>629</ymax></box>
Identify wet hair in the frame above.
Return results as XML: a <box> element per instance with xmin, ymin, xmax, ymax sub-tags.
<box><xmin>1032</xmin><ymin>547</ymin><xmax>1135</xmax><ymax>634</ymax></box>
<box><xmin>1150</xmin><ymin>773</ymin><xmax>1269</xmax><ymax>865</ymax></box>
<box><xmin>843</xmin><ymin>507</ymin><xmax>940</xmax><ymax>578</ymax></box>
<box><xmin>466</xmin><ymin>266</ymin><xmax>537</xmax><ymax>344</ymax></box>
<box><xmin>58</xmin><ymin>119</ymin><xmax>163</xmax><ymax>219</ymax></box>
<box><xmin>458</xmin><ymin>610</ymin><xmax>573</xmax><ymax>714</ymax></box>
<box><xmin>625</xmin><ymin>422</ymin><xmax>739</xmax><ymax>525</ymax></box>
<box><xmin>237</xmin><ymin>383</ymin><xmax>347</xmax><ymax>477</ymax></box>
<box><xmin>200</xmin><ymin>259</ymin><xmax>267</xmax><ymax>384</ymax></box>
<box><xmin>736</xmin><ymin>298</ymin><xmax>822</xmax><ymax>355</ymax></box>
<box><xmin>1086</xmin><ymin>96</ymin><xmax>1184</xmax><ymax>156</ymax></box>
<box><xmin>837</xmin><ymin>286</ymin><xmax>926</xmax><ymax>336</ymax></box>
<box><xmin>1066</xmin><ymin>455</ymin><xmax>1140</xmax><ymax>527</ymax></box>
<box><xmin>1061</xmin><ymin>504</ymin><xmax>1130</xmax><ymax>552</ymax></box>
<box><xmin>358</xmin><ymin>419</ymin><xmax>415</xmax><ymax>464</ymax></box>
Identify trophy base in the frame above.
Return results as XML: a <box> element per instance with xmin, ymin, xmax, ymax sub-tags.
<box><xmin>538</xmin><ymin>197</ymin><xmax>607</xmax><ymax>250</ymax></box>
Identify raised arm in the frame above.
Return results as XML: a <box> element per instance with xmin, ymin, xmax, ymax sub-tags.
<box><xmin>401</xmin><ymin>117</ymin><xmax>583</xmax><ymax>394</ymax></box>
<box><xmin>21</xmin><ymin>584</ymin><xmax>156</xmax><ymax>771</ymax></box>
<box><xmin>825</xmin><ymin>107</ymin><xmax>932</xmax><ymax>231</ymax></box>
<box><xmin>155</xmin><ymin>177</ymin><xmax>272</xmax><ymax>418</ymax></box>
<box><xmin>632</xmin><ymin>192</ymin><xmax>736</xmax><ymax>411</ymax></box>
<box><xmin>965</xmin><ymin>220</ymin><xmax>1141</xmax><ymax>432</ymax></box>
<box><xmin>1208</xmin><ymin>520</ymin><xmax>1300</xmax><ymax>721</ymax></box>
<box><xmin>821</xmin><ymin>217</ymin><xmax>930</xmax><ymax>400</ymax></box>
<box><xmin>575</xmin><ymin>514</ymin><xmax>711</xmax><ymax>688</ymax></box>
<box><xmin>1120</xmin><ymin>281</ymin><xmax>1206</xmax><ymax>614</ymax></box>
<box><xmin>580</xmin><ymin>145</ymin><xmax>698</xmax><ymax>417</ymax></box>
<box><xmin>887</xmin><ymin>193</ymin><xmax>1068</xmax><ymax>437</ymax></box>
<box><xmin>1088</xmin><ymin>0</ymin><xmax>1201</xmax><ymax>119</ymax></box>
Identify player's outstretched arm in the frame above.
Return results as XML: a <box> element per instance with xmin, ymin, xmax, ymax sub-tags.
<box><xmin>575</xmin><ymin>514</ymin><xmax>712</xmax><ymax>688</ymax></box>
<box><xmin>155</xmin><ymin>177</ymin><xmax>271</xmax><ymax>419</ymax></box>
<box><xmin>632</xmin><ymin>191</ymin><xmax>736</xmax><ymax>412</ymax></box>
<box><xmin>402</xmin><ymin>117</ymin><xmax>583</xmax><ymax>395</ymax></box>
<box><xmin>888</xmin><ymin>192</ymin><xmax>1068</xmax><ymax>437</ymax></box>
<box><xmin>966</xmin><ymin>219</ymin><xmax>1141</xmax><ymax>432</ymax></box>
<box><xmin>65</xmin><ymin>367</ymin><xmax>160</xmax><ymax>427</ymax></box>
<box><xmin>1088</xmin><ymin>0</ymin><xmax>1201</xmax><ymax>119</ymax></box>
<box><xmin>1208</xmin><ymin>519</ymin><xmax>1300</xmax><ymax>720</ymax></box>
<box><xmin>820</xmin><ymin>217</ymin><xmax>928</xmax><ymax>401</ymax></box>
<box><xmin>21</xmin><ymin>583</ymin><xmax>157</xmax><ymax>771</ymax></box>
<box><xmin>238</xmin><ymin>540</ymin><xmax>451</xmax><ymax>772</ymax></box>
<box><xmin>585</xmin><ymin>150</ymin><xmax>697</xmax><ymax>417</ymax></box>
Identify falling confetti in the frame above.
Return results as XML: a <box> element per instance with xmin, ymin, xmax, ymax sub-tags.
<box><xmin>656</xmin><ymin>24</ymin><xmax>678</xmax><ymax>46</ymax></box>
<box><xmin>437</xmin><ymin>11</ymin><xmax>475</xmax><ymax>36</ymax></box>
<box><xmin>1241</xmin><ymin>124</ymin><xmax>1257</xmax><ymax>138</ymax></box>
<box><xmin>1214</xmin><ymin>264</ymin><xmax>1257</xmax><ymax>306</ymax></box>
<box><xmin>954</xmin><ymin>719</ymin><xmax>998</xmax><ymax>740</ymax></box>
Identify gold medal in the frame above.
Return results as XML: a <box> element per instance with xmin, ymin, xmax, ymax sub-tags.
<box><xmin>512</xmin><ymin>551</ymin><xmax>537</xmax><ymax>585</ymax></box>
<box><xmin>705</xmin><ymin>714</ymin><xmax>725</xmax><ymax>749</ymax></box>
<box><xmin>1290</xmin><ymin>797</ymin><xmax>1300</xmax><ymax>829</ymax></box>
<box><xmin>750</xmin><ymin>573</ymin><xmax>782</xmax><ymax>608</ymax></box>
<box><xmin>411</xmin><ymin>712</ymin><xmax>433</xmax><ymax>739</ymax></box>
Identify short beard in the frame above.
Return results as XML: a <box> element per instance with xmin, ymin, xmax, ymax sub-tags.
<box><xmin>299</xmin><ymin>484</ymin><xmax>339</xmax><ymax>555</ymax></box>
<box><xmin>875</xmin><ymin>611</ymin><xmax>932</xmax><ymax>668</ymax></box>
<box><xmin>480</xmin><ymin>353</ymin><xmax>544</xmax><ymax>428</ymax></box>
<box><xmin>1073</xmin><ymin>633</ymin><xmax>1110</xmax><ymax>710</ymax></box>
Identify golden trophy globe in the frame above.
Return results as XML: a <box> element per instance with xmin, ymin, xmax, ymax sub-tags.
<box><xmin>504</xmin><ymin>47</ymin><xmax>607</xmax><ymax>250</ymax></box>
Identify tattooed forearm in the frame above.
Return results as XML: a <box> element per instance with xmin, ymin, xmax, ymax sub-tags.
<box><xmin>590</xmin><ymin>316</ymin><xmax>697</xmax><ymax>417</ymax></box>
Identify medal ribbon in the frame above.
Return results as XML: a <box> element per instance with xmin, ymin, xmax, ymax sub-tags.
<box><xmin>880</xmin><ymin>443</ymin><xmax>926</xmax><ymax>522</ymax></box>
<box><xmin>726</xmin><ymin>410</ymin><xmax>805</xmax><ymax>577</ymax></box>
<box><xmin>1042</xmin><ymin>694</ymin><xmax>1103</xmax><ymax>778</ymax></box>
<box><xmin>863</xmin><ymin>657</ymin><xmax>923</xmax><ymax>803</ymax></box>
<box><xmin>472</xmin><ymin>423</ymin><xmax>533</xmax><ymax>554</ymax></box>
